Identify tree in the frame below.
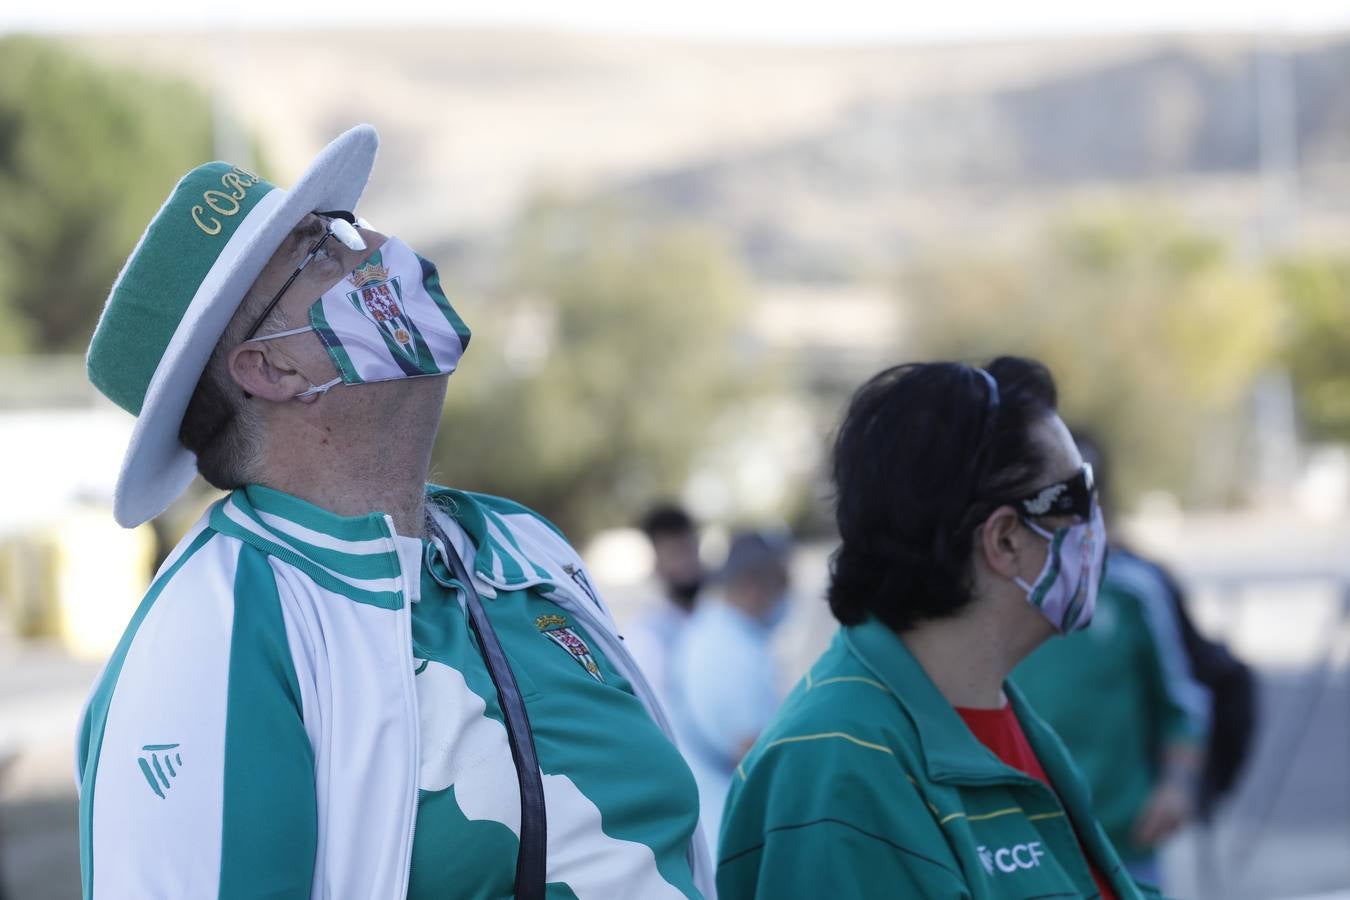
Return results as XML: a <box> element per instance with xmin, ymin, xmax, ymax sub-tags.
<box><xmin>0</xmin><ymin>37</ymin><xmax>217</xmax><ymax>353</ymax></box>
<box><xmin>900</xmin><ymin>208</ymin><xmax>1281</xmax><ymax>507</ymax></box>
<box><xmin>1274</xmin><ymin>254</ymin><xmax>1350</xmax><ymax>443</ymax></box>
<box><xmin>434</xmin><ymin>196</ymin><xmax>755</xmax><ymax>540</ymax></box>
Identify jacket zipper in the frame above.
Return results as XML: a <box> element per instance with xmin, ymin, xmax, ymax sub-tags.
<box><xmin>387</xmin><ymin>515</ymin><xmax>421</xmax><ymax>900</ymax></box>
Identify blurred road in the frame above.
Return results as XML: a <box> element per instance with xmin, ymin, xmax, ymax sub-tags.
<box><xmin>0</xmin><ymin>642</ymin><xmax>99</xmax><ymax>900</ymax></box>
<box><xmin>1162</xmin><ymin>669</ymin><xmax>1350</xmax><ymax>899</ymax></box>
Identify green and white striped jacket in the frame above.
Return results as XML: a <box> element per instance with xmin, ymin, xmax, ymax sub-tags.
<box><xmin>75</xmin><ymin>484</ymin><xmax>714</xmax><ymax>899</ymax></box>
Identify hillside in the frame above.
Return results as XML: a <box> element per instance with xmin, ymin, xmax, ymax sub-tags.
<box><xmin>66</xmin><ymin>29</ymin><xmax>1350</xmax><ymax>278</ymax></box>
<box><xmin>615</xmin><ymin>37</ymin><xmax>1350</xmax><ymax>277</ymax></box>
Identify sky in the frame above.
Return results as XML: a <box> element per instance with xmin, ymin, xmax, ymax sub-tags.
<box><xmin>5</xmin><ymin>0</ymin><xmax>1350</xmax><ymax>42</ymax></box>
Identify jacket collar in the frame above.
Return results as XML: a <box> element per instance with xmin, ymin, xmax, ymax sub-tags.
<box><xmin>842</xmin><ymin>617</ymin><xmax>1052</xmax><ymax>786</ymax></box>
<box><xmin>425</xmin><ymin>486</ymin><xmax>559</xmax><ymax>594</ymax></box>
<box><xmin>209</xmin><ymin>484</ymin><xmax>566</xmax><ymax>608</ymax></box>
<box><xmin>209</xmin><ymin>485</ymin><xmax>406</xmax><ymax>608</ymax></box>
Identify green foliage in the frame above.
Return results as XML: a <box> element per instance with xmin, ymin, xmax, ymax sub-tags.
<box><xmin>0</xmin><ymin>37</ymin><xmax>215</xmax><ymax>352</ymax></box>
<box><xmin>1274</xmin><ymin>255</ymin><xmax>1350</xmax><ymax>442</ymax></box>
<box><xmin>435</xmin><ymin>197</ymin><xmax>754</xmax><ymax>540</ymax></box>
<box><xmin>901</xmin><ymin>208</ymin><xmax>1281</xmax><ymax>508</ymax></box>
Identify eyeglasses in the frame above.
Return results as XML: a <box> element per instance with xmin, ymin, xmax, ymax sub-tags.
<box><xmin>241</xmin><ymin>210</ymin><xmax>365</xmax><ymax>342</ymax></box>
<box><xmin>1010</xmin><ymin>464</ymin><xmax>1097</xmax><ymax>521</ymax></box>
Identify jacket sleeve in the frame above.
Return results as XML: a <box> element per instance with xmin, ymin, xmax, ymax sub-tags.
<box><xmin>1117</xmin><ymin>561</ymin><xmax>1211</xmax><ymax>747</ymax></box>
<box><xmin>76</xmin><ymin>533</ymin><xmax>317</xmax><ymax>899</ymax></box>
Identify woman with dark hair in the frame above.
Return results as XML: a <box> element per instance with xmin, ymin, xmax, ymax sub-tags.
<box><xmin>717</xmin><ymin>357</ymin><xmax>1159</xmax><ymax>899</ymax></box>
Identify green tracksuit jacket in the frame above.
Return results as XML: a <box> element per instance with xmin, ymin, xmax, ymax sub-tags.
<box><xmin>75</xmin><ymin>484</ymin><xmax>712</xmax><ymax>899</ymax></box>
<box><xmin>1014</xmin><ymin>549</ymin><xmax>1210</xmax><ymax>864</ymax></box>
<box><xmin>718</xmin><ymin>618</ymin><xmax>1161</xmax><ymax>899</ymax></box>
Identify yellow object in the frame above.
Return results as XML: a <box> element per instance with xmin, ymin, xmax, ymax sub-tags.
<box><xmin>51</xmin><ymin>506</ymin><xmax>155</xmax><ymax>660</ymax></box>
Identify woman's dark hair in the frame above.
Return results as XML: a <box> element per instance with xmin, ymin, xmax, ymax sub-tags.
<box><xmin>826</xmin><ymin>355</ymin><xmax>1059</xmax><ymax>631</ymax></box>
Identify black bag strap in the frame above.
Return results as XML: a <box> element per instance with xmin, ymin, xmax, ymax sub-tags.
<box><xmin>428</xmin><ymin>518</ymin><xmax>547</xmax><ymax>899</ymax></box>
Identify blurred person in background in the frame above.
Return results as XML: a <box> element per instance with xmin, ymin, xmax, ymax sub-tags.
<box><xmin>718</xmin><ymin>357</ymin><xmax>1159</xmax><ymax>899</ymax></box>
<box><xmin>667</xmin><ymin>529</ymin><xmax>792</xmax><ymax>854</ymax></box>
<box><xmin>74</xmin><ymin>125</ymin><xmax>713</xmax><ymax>898</ymax></box>
<box><xmin>627</xmin><ymin>502</ymin><xmax>706</xmax><ymax>708</ymax></box>
<box><xmin>1015</xmin><ymin>430</ymin><xmax>1213</xmax><ymax>887</ymax></box>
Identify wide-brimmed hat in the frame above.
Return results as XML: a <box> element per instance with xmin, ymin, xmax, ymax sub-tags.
<box><xmin>86</xmin><ymin>125</ymin><xmax>379</xmax><ymax>527</ymax></box>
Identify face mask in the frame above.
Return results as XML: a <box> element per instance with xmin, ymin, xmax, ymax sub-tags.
<box><xmin>1014</xmin><ymin>502</ymin><xmax>1107</xmax><ymax>634</ymax></box>
<box><xmin>249</xmin><ymin>236</ymin><xmax>470</xmax><ymax>397</ymax></box>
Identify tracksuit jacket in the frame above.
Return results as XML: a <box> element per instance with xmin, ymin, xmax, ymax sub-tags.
<box><xmin>74</xmin><ymin>484</ymin><xmax>714</xmax><ymax>899</ymax></box>
<box><xmin>718</xmin><ymin>618</ymin><xmax>1163</xmax><ymax>899</ymax></box>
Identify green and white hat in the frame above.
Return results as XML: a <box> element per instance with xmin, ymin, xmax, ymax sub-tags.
<box><xmin>86</xmin><ymin>124</ymin><xmax>379</xmax><ymax>528</ymax></box>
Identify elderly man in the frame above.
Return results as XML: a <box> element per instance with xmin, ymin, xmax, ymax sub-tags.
<box><xmin>76</xmin><ymin>125</ymin><xmax>713</xmax><ymax>899</ymax></box>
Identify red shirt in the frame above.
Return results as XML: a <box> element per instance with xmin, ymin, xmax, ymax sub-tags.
<box><xmin>957</xmin><ymin>703</ymin><xmax>1118</xmax><ymax>900</ymax></box>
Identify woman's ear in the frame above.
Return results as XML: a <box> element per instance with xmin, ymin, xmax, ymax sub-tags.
<box><xmin>978</xmin><ymin>505</ymin><xmax>1024</xmax><ymax>580</ymax></box>
<box><xmin>227</xmin><ymin>341</ymin><xmax>314</xmax><ymax>404</ymax></box>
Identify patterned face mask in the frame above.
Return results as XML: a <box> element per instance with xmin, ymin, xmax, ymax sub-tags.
<box><xmin>248</xmin><ymin>236</ymin><xmax>471</xmax><ymax>397</ymax></box>
<box><xmin>1014</xmin><ymin>502</ymin><xmax>1107</xmax><ymax>634</ymax></box>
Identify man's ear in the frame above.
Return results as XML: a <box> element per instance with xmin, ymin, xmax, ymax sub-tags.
<box><xmin>227</xmin><ymin>342</ymin><xmax>316</xmax><ymax>404</ymax></box>
<box><xmin>977</xmin><ymin>506</ymin><xmax>1025</xmax><ymax>579</ymax></box>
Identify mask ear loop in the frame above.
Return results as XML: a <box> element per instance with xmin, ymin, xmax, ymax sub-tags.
<box><xmin>241</xmin><ymin>327</ymin><xmax>339</xmax><ymax>400</ymax></box>
<box><xmin>296</xmin><ymin>377</ymin><xmax>342</xmax><ymax>399</ymax></box>
<box><xmin>240</xmin><ymin>324</ymin><xmax>326</xmax><ymax>400</ymax></box>
<box><xmin>245</xmin><ymin>324</ymin><xmax>315</xmax><ymax>343</ymax></box>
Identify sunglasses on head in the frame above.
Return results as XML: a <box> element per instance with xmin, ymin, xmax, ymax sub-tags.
<box><xmin>1010</xmin><ymin>464</ymin><xmax>1096</xmax><ymax>521</ymax></box>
